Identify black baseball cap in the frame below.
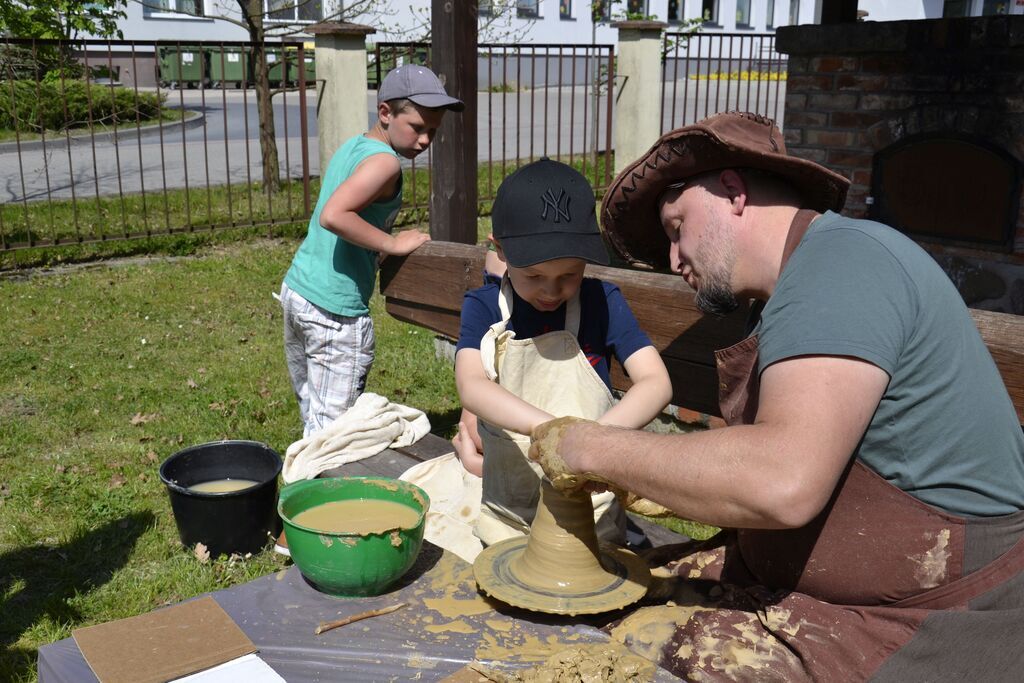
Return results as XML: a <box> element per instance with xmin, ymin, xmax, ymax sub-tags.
<box><xmin>491</xmin><ymin>158</ymin><xmax>609</xmax><ymax>267</ymax></box>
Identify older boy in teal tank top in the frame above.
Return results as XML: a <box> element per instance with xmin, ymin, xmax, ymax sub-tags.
<box><xmin>280</xmin><ymin>65</ymin><xmax>463</xmax><ymax>438</ymax></box>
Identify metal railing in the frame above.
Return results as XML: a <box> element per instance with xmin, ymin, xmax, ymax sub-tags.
<box><xmin>661</xmin><ymin>31</ymin><xmax>787</xmax><ymax>132</ymax></box>
<box><xmin>0</xmin><ymin>37</ymin><xmax>312</xmax><ymax>252</ymax></box>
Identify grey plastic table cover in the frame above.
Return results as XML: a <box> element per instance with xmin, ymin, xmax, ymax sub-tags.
<box><xmin>38</xmin><ymin>543</ymin><xmax>680</xmax><ymax>682</ymax></box>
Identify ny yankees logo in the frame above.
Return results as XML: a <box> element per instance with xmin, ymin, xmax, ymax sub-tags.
<box><xmin>540</xmin><ymin>188</ymin><xmax>571</xmax><ymax>223</ymax></box>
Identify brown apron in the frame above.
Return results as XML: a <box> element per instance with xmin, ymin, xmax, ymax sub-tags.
<box><xmin>608</xmin><ymin>211</ymin><xmax>1024</xmax><ymax>681</ymax></box>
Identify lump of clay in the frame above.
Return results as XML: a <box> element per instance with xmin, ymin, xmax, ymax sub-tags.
<box><xmin>469</xmin><ymin>642</ymin><xmax>657</xmax><ymax>682</ymax></box>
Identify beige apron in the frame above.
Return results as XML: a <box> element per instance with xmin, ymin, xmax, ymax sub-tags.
<box><xmin>475</xmin><ymin>276</ymin><xmax>626</xmax><ymax>546</ymax></box>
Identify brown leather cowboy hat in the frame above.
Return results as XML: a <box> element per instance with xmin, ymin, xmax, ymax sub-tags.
<box><xmin>600</xmin><ymin>112</ymin><xmax>851</xmax><ymax>270</ymax></box>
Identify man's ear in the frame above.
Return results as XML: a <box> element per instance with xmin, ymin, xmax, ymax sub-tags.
<box><xmin>489</xmin><ymin>234</ymin><xmax>508</xmax><ymax>263</ymax></box>
<box><xmin>718</xmin><ymin>169</ymin><xmax>748</xmax><ymax>216</ymax></box>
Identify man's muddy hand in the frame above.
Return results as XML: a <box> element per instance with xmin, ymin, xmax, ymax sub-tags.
<box><xmin>528</xmin><ymin>416</ymin><xmax>600</xmax><ymax>494</ymax></box>
<box><xmin>529</xmin><ymin>416</ymin><xmax>674</xmax><ymax>517</ymax></box>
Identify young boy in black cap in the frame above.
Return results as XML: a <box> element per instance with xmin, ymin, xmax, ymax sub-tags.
<box><xmin>453</xmin><ymin>158</ymin><xmax>672</xmax><ymax>545</ymax></box>
<box><xmin>280</xmin><ymin>65</ymin><xmax>463</xmax><ymax>439</ymax></box>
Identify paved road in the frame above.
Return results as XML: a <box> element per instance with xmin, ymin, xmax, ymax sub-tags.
<box><xmin>0</xmin><ymin>83</ymin><xmax>785</xmax><ymax>204</ymax></box>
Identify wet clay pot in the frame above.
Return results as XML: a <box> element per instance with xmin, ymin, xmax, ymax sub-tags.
<box><xmin>159</xmin><ymin>440</ymin><xmax>282</xmax><ymax>557</ymax></box>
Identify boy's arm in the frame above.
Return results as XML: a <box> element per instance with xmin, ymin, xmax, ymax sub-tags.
<box><xmin>318</xmin><ymin>153</ymin><xmax>430</xmax><ymax>256</ymax></box>
<box><xmin>597</xmin><ymin>346</ymin><xmax>672</xmax><ymax>429</ymax></box>
<box><xmin>455</xmin><ymin>348</ymin><xmax>555</xmax><ymax>437</ymax></box>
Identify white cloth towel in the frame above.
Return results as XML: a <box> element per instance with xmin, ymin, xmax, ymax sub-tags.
<box><xmin>282</xmin><ymin>393</ymin><xmax>431</xmax><ymax>483</ymax></box>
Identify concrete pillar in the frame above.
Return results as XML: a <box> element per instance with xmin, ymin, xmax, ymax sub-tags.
<box><xmin>611</xmin><ymin>21</ymin><xmax>667</xmax><ymax>175</ymax></box>
<box><xmin>306</xmin><ymin>22</ymin><xmax>376</xmax><ymax>168</ymax></box>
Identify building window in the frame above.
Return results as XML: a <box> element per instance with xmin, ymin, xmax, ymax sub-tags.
<box><xmin>736</xmin><ymin>0</ymin><xmax>751</xmax><ymax>27</ymax></box>
<box><xmin>766</xmin><ymin>0</ymin><xmax>775</xmax><ymax>28</ymax></box>
<box><xmin>479</xmin><ymin>0</ymin><xmax>493</xmax><ymax>16</ymax></box>
<box><xmin>702</xmin><ymin>0</ymin><xmax>719</xmax><ymax>24</ymax></box>
<box><xmin>592</xmin><ymin>0</ymin><xmax>612</xmax><ymax>20</ymax></box>
<box><xmin>560</xmin><ymin>0</ymin><xmax>572</xmax><ymax>19</ymax></box>
<box><xmin>982</xmin><ymin>0</ymin><xmax>1009</xmax><ymax>15</ymax></box>
<box><xmin>668</xmin><ymin>0</ymin><xmax>685</xmax><ymax>22</ymax></box>
<box><xmin>517</xmin><ymin>0</ymin><xmax>540</xmax><ymax>18</ymax></box>
<box><xmin>626</xmin><ymin>0</ymin><xmax>647</xmax><ymax>17</ymax></box>
<box><xmin>788</xmin><ymin>0</ymin><xmax>799</xmax><ymax>25</ymax></box>
<box><xmin>267</xmin><ymin>0</ymin><xmax>322</xmax><ymax>22</ymax></box>
<box><xmin>145</xmin><ymin>0</ymin><xmax>204</xmax><ymax>15</ymax></box>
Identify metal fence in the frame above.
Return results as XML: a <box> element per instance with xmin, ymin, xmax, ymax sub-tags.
<box><xmin>661</xmin><ymin>31</ymin><xmax>787</xmax><ymax>132</ymax></box>
<box><xmin>373</xmin><ymin>41</ymin><xmax>616</xmax><ymax>221</ymax></box>
<box><xmin>0</xmin><ymin>37</ymin><xmax>312</xmax><ymax>252</ymax></box>
<box><xmin>0</xmin><ymin>33</ymin><xmax>785</xmax><ymax>254</ymax></box>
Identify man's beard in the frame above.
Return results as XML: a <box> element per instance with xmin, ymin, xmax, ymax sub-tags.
<box><xmin>695</xmin><ymin>279</ymin><xmax>739</xmax><ymax>316</ymax></box>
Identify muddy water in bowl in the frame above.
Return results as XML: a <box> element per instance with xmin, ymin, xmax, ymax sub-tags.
<box><xmin>188</xmin><ymin>478</ymin><xmax>260</xmax><ymax>494</ymax></box>
<box><xmin>292</xmin><ymin>499</ymin><xmax>421</xmax><ymax>534</ymax></box>
<box><xmin>279</xmin><ymin>477</ymin><xmax>429</xmax><ymax>597</ymax></box>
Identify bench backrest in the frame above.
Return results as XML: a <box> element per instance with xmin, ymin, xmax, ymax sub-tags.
<box><xmin>380</xmin><ymin>241</ymin><xmax>1024</xmax><ymax>423</ymax></box>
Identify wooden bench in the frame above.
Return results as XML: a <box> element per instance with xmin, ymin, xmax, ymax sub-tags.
<box><xmin>380</xmin><ymin>241</ymin><xmax>1024</xmax><ymax>424</ymax></box>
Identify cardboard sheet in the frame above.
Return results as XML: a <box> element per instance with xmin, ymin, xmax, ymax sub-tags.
<box><xmin>72</xmin><ymin>596</ymin><xmax>256</xmax><ymax>683</ymax></box>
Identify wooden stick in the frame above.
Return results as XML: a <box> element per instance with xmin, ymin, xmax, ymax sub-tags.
<box><xmin>314</xmin><ymin>602</ymin><xmax>407</xmax><ymax>635</ymax></box>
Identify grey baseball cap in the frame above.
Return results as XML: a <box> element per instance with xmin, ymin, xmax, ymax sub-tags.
<box><xmin>377</xmin><ymin>64</ymin><xmax>465</xmax><ymax>112</ymax></box>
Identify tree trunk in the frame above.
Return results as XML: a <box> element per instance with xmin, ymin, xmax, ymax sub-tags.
<box><xmin>243</xmin><ymin>0</ymin><xmax>280</xmax><ymax>193</ymax></box>
<box><xmin>251</xmin><ymin>42</ymin><xmax>281</xmax><ymax>192</ymax></box>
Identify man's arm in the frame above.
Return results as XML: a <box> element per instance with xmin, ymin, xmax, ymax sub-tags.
<box><xmin>455</xmin><ymin>348</ymin><xmax>554</xmax><ymax>437</ymax></box>
<box><xmin>532</xmin><ymin>355</ymin><xmax>889</xmax><ymax>529</ymax></box>
<box><xmin>597</xmin><ymin>346</ymin><xmax>672</xmax><ymax>429</ymax></box>
<box><xmin>318</xmin><ymin>153</ymin><xmax>430</xmax><ymax>256</ymax></box>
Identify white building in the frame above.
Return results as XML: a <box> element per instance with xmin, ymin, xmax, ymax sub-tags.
<box><xmin>105</xmin><ymin>0</ymin><xmax>1022</xmax><ymax>45</ymax></box>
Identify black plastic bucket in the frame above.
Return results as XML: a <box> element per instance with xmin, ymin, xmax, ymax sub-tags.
<box><xmin>159</xmin><ymin>440</ymin><xmax>282</xmax><ymax>556</ymax></box>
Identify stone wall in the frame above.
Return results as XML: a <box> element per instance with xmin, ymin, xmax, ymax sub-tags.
<box><xmin>776</xmin><ymin>16</ymin><xmax>1024</xmax><ymax>314</ymax></box>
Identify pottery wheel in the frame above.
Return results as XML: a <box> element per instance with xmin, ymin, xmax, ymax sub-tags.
<box><xmin>475</xmin><ymin>536</ymin><xmax>650</xmax><ymax>615</ymax></box>
<box><xmin>473</xmin><ymin>480</ymin><xmax>650</xmax><ymax>615</ymax></box>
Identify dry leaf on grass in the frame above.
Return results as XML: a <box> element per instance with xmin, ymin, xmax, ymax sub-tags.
<box><xmin>130</xmin><ymin>412</ymin><xmax>158</xmax><ymax>426</ymax></box>
<box><xmin>194</xmin><ymin>543</ymin><xmax>210</xmax><ymax>563</ymax></box>
<box><xmin>108</xmin><ymin>474</ymin><xmax>127</xmax><ymax>489</ymax></box>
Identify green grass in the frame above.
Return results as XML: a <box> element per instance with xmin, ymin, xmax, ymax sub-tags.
<box><xmin>0</xmin><ymin>238</ymin><xmax>464</xmax><ymax>681</ymax></box>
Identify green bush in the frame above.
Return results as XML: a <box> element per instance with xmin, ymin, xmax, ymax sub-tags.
<box><xmin>0</xmin><ymin>80</ymin><xmax>166</xmax><ymax>133</ymax></box>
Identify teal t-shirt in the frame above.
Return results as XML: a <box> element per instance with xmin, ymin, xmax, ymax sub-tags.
<box><xmin>756</xmin><ymin>212</ymin><xmax>1024</xmax><ymax>517</ymax></box>
<box><xmin>284</xmin><ymin>135</ymin><xmax>402</xmax><ymax>317</ymax></box>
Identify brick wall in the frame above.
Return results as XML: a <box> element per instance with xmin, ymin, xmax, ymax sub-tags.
<box><xmin>776</xmin><ymin>16</ymin><xmax>1024</xmax><ymax>314</ymax></box>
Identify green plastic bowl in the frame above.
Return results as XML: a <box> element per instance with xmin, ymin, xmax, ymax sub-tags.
<box><xmin>278</xmin><ymin>477</ymin><xmax>429</xmax><ymax>597</ymax></box>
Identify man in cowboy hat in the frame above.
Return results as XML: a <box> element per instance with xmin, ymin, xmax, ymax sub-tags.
<box><xmin>528</xmin><ymin>112</ymin><xmax>1024</xmax><ymax>680</ymax></box>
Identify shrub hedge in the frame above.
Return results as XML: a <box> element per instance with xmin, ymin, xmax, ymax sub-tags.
<box><xmin>0</xmin><ymin>80</ymin><xmax>166</xmax><ymax>133</ymax></box>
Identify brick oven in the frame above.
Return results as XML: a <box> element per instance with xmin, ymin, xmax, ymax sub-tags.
<box><xmin>777</xmin><ymin>15</ymin><xmax>1024</xmax><ymax>315</ymax></box>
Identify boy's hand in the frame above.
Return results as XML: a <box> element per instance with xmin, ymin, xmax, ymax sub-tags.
<box><xmin>385</xmin><ymin>229</ymin><xmax>431</xmax><ymax>256</ymax></box>
<box><xmin>451</xmin><ymin>420</ymin><xmax>483</xmax><ymax>477</ymax></box>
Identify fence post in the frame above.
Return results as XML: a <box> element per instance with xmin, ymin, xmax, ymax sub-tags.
<box><xmin>611</xmin><ymin>20</ymin><xmax>667</xmax><ymax>175</ymax></box>
<box><xmin>429</xmin><ymin>0</ymin><xmax>478</xmax><ymax>244</ymax></box>
<box><xmin>306</xmin><ymin>22</ymin><xmax>376</xmax><ymax>170</ymax></box>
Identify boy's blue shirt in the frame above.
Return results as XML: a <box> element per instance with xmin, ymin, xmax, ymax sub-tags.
<box><xmin>283</xmin><ymin>134</ymin><xmax>402</xmax><ymax>317</ymax></box>
<box><xmin>456</xmin><ymin>277</ymin><xmax>652</xmax><ymax>390</ymax></box>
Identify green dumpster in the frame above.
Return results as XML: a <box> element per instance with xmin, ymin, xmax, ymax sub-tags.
<box><xmin>208</xmin><ymin>46</ymin><xmax>252</xmax><ymax>89</ymax></box>
<box><xmin>265</xmin><ymin>48</ymin><xmax>287</xmax><ymax>86</ymax></box>
<box><xmin>157</xmin><ymin>46</ymin><xmax>206</xmax><ymax>89</ymax></box>
<box><xmin>288</xmin><ymin>52</ymin><xmax>315</xmax><ymax>86</ymax></box>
